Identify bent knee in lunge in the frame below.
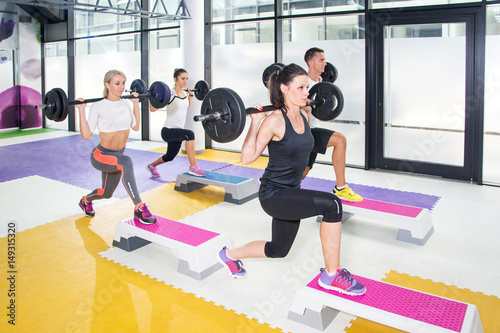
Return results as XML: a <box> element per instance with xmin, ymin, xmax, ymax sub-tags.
<box><xmin>314</xmin><ymin>193</ymin><xmax>342</xmax><ymax>222</ymax></box>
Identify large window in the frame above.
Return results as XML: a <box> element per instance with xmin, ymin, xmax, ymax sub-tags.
<box><xmin>283</xmin><ymin>14</ymin><xmax>366</xmax><ymax>167</ymax></box>
<box><xmin>371</xmin><ymin>0</ymin><xmax>479</xmax><ymax>9</ymax></box>
<box><xmin>44</xmin><ymin>42</ymin><xmax>68</xmax><ymax>131</ymax></box>
<box><xmin>483</xmin><ymin>5</ymin><xmax>500</xmax><ymax>185</ymax></box>
<box><xmin>74</xmin><ymin>4</ymin><xmax>141</xmax><ymax>38</ymax></box>
<box><xmin>282</xmin><ymin>0</ymin><xmax>365</xmax><ymax>15</ymax></box>
<box><xmin>212</xmin><ymin>0</ymin><xmax>274</xmax><ymax>22</ymax></box>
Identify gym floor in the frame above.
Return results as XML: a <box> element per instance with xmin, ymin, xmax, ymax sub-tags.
<box><xmin>1</xmin><ymin>129</ymin><xmax>499</xmax><ymax>333</ymax></box>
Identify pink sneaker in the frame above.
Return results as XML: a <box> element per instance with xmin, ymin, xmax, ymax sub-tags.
<box><xmin>188</xmin><ymin>165</ymin><xmax>206</xmax><ymax>177</ymax></box>
<box><xmin>146</xmin><ymin>164</ymin><xmax>160</xmax><ymax>177</ymax></box>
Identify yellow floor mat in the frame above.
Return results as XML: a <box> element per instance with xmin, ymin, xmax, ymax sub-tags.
<box><xmin>148</xmin><ymin>148</ymin><xmax>269</xmax><ymax>170</ymax></box>
<box><xmin>0</xmin><ymin>183</ymin><xmax>281</xmax><ymax>333</ymax></box>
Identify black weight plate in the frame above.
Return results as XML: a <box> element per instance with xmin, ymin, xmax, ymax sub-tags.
<box><xmin>43</xmin><ymin>89</ymin><xmax>63</xmax><ymax>121</ymax></box>
<box><xmin>200</xmin><ymin>88</ymin><xmax>246</xmax><ymax>143</ymax></box>
<box><xmin>149</xmin><ymin>81</ymin><xmax>171</xmax><ymax>109</ymax></box>
<box><xmin>53</xmin><ymin>88</ymin><xmax>69</xmax><ymax>122</ymax></box>
<box><xmin>320</xmin><ymin>62</ymin><xmax>338</xmax><ymax>83</ymax></box>
<box><xmin>308</xmin><ymin>82</ymin><xmax>344</xmax><ymax>121</ymax></box>
<box><xmin>130</xmin><ymin>79</ymin><xmax>148</xmax><ymax>101</ymax></box>
<box><xmin>194</xmin><ymin>80</ymin><xmax>210</xmax><ymax>101</ymax></box>
<box><xmin>262</xmin><ymin>63</ymin><xmax>284</xmax><ymax>88</ymax></box>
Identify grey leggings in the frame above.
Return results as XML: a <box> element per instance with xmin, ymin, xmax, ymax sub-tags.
<box><xmin>85</xmin><ymin>145</ymin><xmax>142</xmax><ymax>205</ymax></box>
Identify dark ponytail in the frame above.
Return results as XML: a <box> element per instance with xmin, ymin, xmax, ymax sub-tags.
<box><xmin>268</xmin><ymin>63</ymin><xmax>307</xmax><ymax>113</ymax></box>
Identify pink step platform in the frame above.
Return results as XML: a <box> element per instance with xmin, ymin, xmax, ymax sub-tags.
<box><xmin>288</xmin><ymin>272</ymin><xmax>483</xmax><ymax>332</ymax></box>
<box><xmin>318</xmin><ymin>198</ymin><xmax>434</xmax><ymax>245</ymax></box>
<box><xmin>113</xmin><ymin>215</ymin><xmax>230</xmax><ymax>280</ymax></box>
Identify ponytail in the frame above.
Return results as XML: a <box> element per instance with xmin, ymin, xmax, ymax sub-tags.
<box><xmin>268</xmin><ymin>63</ymin><xmax>307</xmax><ymax>113</ymax></box>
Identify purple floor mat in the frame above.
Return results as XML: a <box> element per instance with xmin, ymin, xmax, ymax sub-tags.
<box><xmin>0</xmin><ymin>135</ymin><xmax>230</xmax><ymax>199</ymax></box>
<box><xmin>213</xmin><ymin>164</ymin><xmax>440</xmax><ymax>211</ymax></box>
<box><xmin>301</xmin><ymin>177</ymin><xmax>440</xmax><ymax>211</ymax></box>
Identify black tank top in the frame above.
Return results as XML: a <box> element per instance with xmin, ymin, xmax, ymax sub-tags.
<box><xmin>259</xmin><ymin>108</ymin><xmax>314</xmax><ymax>200</ymax></box>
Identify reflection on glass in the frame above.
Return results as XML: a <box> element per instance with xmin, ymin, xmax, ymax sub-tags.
<box><xmin>383</xmin><ymin>23</ymin><xmax>466</xmax><ymax>166</ymax></box>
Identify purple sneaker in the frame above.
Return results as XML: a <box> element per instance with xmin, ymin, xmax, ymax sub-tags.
<box><xmin>146</xmin><ymin>164</ymin><xmax>160</xmax><ymax>177</ymax></box>
<box><xmin>318</xmin><ymin>268</ymin><xmax>366</xmax><ymax>296</ymax></box>
<box><xmin>188</xmin><ymin>165</ymin><xmax>206</xmax><ymax>177</ymax></box>
<box><xmin>134</xmin><ymin>203</ymin><xmax>157</xmax><ymax>224</ymax></box>
<box><xmin>79</xmin><ymin>197</ymin><xmax>95</xmax><ymax>217</ymax></box>
<box><xmin>218</xmin><ymin>247</ymin><xmax>246</xmax><ymax>278</ymax></box>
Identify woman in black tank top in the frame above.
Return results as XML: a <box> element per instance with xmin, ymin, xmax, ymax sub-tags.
<box><xmin>217</xmin><ymin>64</ymin><xmax>365</xmax><ymax>296</ymax></box>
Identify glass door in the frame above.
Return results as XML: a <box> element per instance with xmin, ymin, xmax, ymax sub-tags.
<box><xmin>370</xmin><ymin>9</ymin><xmax>483</xmax><ymax>181</ymax></box>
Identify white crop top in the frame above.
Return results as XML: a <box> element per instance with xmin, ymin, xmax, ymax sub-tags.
<box><xmin>87</xmin><ymin>99</ymin><xmax>136</xmax><ymax>133</ymax></box>
<box><xmin>164</xmin><ymin>88</ymin><xmax>189</xmax><ymax>129</ymax></box>
<box><xmin>308</xmin><ymin>77</ymin><xmax>320</xmax><ymax>128</ymax></box>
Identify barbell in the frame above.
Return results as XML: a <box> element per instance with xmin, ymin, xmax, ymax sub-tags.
<box><xmin>183</xmin><ymin>80</ymin><xmax>210</xmax><ymax>101</ymax></box>
<box><xmin>36</xmin><ymin>79</ymin><xmax>171</xmax><ymax>122</ymax></box>
<box><xmin>193</xmin><ymin>81</ymin><xmax>344</xmax><ymax>143</ymax></box>
<box><xmin>262</xmin><ymin>62</ymin><xmax>338</xmax><ymax>88</ymax></box>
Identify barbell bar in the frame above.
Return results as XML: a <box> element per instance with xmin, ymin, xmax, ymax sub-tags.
<box><xmin>36</xmin><ymin>79</ymin><xmax>171</xmax><ymax>122</ymax></box>
<box><xmin>193</xmin><ymin>81</ymin><xmax>344</xmax><ymax>143</ymax></box>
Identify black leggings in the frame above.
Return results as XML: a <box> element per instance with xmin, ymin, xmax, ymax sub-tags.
<box><xmin>259</xmin><ymin>188</ymin><xmax>342</xmax><ymax>258</ymax></box>
<box><xmin>160</xmin><ymin>127</ymin><xmax>195</xmax><ymax>162</ymax></box>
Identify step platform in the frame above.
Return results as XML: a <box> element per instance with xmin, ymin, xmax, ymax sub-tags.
<box><xmin>112</xmin><ymin>215</ymin><xmax>230</xmax><ymax>280</ymax></box>
<box><xmin>318</xmin><ymin>198</ymin><xmax>434</xmax><ymax>245</ymax></box>
<box><xmin>174</xmin><ymin>170</ymin><xmax>259</xmax><ymax>204</ymax></box>
<box><xmin>288</xmin><ymin>272</ymin><xmax>484</xmax><ymax>332</ymax></box>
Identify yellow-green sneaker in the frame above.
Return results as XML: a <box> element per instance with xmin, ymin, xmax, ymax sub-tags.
<box><xmin>334</xmin><ymin>185</ymin><xmax>363</xmax><ymax>202</ymax></box>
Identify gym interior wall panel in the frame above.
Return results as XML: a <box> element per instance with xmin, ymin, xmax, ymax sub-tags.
<box><xmin>282</xmin><ymin>39</ymin><xmax>366</xmax><ymax>167</ymax></box>
<box><xmin>148</xmin><ymin>47</ymin><xmax>183</xmax><ymax>143</ymax></box>
<box><xmin>74</xmin><ymin>49</ymin><xmax>141</xmax><ymax>139</ymax></box>
<box><xmin>483</xmin><ymin>16</ymin><xmax>500</xmax><ymax>185</ymax></box>
<box><xmin>210</xmin><ymin>42</ymin><xmax>275</xmax><ymax>152</ymax></box>
<box><xmin>44</xmin><ymin>44</ymin><xmax>68</xmax><ymax>131</ymax></box>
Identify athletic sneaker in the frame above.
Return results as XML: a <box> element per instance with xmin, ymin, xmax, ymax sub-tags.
<box><xmin>146</xmin><ymin>164</ymin><xmax>160</xmax><ymax>177</ymax></box>
<box><xmin>318</xmin><ymin>268</ymin><xmax>366</xmax><ymax>296</ymax></box>
<box><xmin>79</xmin><ymin>197</ymin><xmax>95</xmax><ymax>217</ymax></box>
<box><xmin>333</xmin><ymin>185</ymin><xmax>363</xmax><ymax>202</ymax></box>
<box><xmin>218</xmin><ymin>247</ymin><xmax>246</xmax><ymax>278</ymax></box>
<box><xmin>134</xmin><ymin>203</ymin><xmax>157</xmax><ymax>224</ymax></box>
<box><xmin>188</xmin><ymin>165</ymin><xmax>206</xmax><ymax>177</ymax></box>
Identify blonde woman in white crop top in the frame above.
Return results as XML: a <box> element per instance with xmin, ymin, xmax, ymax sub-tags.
<box><xmin>146</xmin><ymin>68</ymin><xmax>206</xmax><ymax>178</ymax></box>
<box><xmin>76</xmin><ymin>69</ymin><xmax>157</xmax><ymax>225</ymax></box>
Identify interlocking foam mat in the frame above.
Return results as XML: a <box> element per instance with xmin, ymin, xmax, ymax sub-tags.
<box><xmin>0</xmin><ymin>135</ymin><xmax>231</xmax><ymax>197</ymax></box>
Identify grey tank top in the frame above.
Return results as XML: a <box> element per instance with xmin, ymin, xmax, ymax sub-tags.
<box><xmin>259</xmin><ymin>108</ymin><xmax>314</xmax><ymax>201</ymax></box>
